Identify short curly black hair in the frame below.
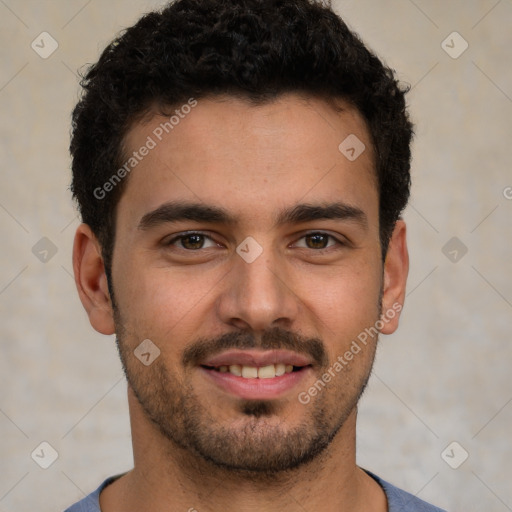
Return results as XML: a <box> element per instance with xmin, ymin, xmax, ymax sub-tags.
<box><xmin>70</xmin><ymin>0</ymin><xmax>413</xmax><ymax>274</ymax></box>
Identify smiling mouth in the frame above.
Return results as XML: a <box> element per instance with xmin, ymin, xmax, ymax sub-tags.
<box><xmin>201</xmin><ymin>363</ymin><xmax>311</xmax><ymax>379</ymax></box>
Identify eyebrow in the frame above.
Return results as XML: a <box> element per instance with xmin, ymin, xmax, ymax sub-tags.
<box><xmin>138</xmin><ymin>200</ymin><xmax>368</xmax><ymax>230</ymax></box>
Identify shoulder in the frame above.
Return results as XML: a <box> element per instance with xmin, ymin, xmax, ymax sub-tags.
<box><xmin>62</xmin><ymin>475</ymin><xmax>121</xmax><ymax>512</ymax></box>
<box><xmin>364</xmin><ymin>469</ymin><xmax>447</xmax><ymax>512</ymax></box>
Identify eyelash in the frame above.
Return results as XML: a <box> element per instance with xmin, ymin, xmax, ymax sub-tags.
<box><xmin>165</xmin><ymin>231</ymin><xmax>346</xmax><ymax>253</ymax></box>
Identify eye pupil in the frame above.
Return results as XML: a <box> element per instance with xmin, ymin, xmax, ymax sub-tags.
<box><xmin>182</xmin><ymin>234</ymin><xmax>204</xmax><ymax>249</ymax></box>
<box><xmin>307</xmin><ymin>234</ymin><xmax>328</xmax><ymax>249</ymax></box>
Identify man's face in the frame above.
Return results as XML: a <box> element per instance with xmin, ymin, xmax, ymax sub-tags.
<box><xmin>110</xmin><ymin>94</ymin><xmax>385</xmax><ymax>472</ymax></box>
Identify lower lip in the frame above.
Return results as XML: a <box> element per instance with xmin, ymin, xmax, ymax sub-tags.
<box><xmin>199</xmin><ymin>366</ymin><xmax>312</xmax><ymax>400</ymax></box>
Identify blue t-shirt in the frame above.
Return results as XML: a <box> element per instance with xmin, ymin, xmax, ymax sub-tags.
<box><xmin>64</xmin><ymin>470</ymin><xmax>446</xmax><ymax>511</ymax></box>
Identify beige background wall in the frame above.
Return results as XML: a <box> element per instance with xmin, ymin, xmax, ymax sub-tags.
<box><xmin>1</xmin><ymin>1</ymin><xmax>511</xmax><ymax>511</ymax></box>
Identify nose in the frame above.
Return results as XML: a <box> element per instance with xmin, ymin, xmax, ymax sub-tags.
<box><xmin>216</xmin><ymin>243</ymin><xmax>300</xmax><ymax>332</ymax></box>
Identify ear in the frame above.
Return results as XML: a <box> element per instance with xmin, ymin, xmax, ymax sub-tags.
<box><xmin>72</xmin><ymin>223</ymin><xmax>115</xmax><ymax>335</ymax></box>
<box><xmin>379</xmin><ymin>219</ymin><xmax>409</xmax><ymax>335</ymax></box>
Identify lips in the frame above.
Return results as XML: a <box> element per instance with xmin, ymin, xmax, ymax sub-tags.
<box><xmin>201</xmin><ymin>349</ymin><xmax>313</xmax><ymax>368</ymax></box>
<box><xmin>200</xmin><ymin>365</ymin><xmax>312</xmax><ymax>400</ymax></box>
<box><xmin>199</xmin><ymin>349</ymin><xmax>313</xmax><ymax>399</ymax></box>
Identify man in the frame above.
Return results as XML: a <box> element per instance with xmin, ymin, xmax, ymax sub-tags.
<box><xmin>66</xmin><ymin>0</ymin><xmax>446</xmax><ymax>510</ymax></box>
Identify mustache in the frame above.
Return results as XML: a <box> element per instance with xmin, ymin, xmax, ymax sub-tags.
<box><xmin>182</xmin><ymin>326</ymin><xmax>328</xmax><ymax>368</ymax></box>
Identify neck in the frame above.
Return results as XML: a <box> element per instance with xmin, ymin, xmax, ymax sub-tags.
<box><xmin>100</xmin><ymin>386</ymin><xmax>387</xmax><ymax>512</ymax></box>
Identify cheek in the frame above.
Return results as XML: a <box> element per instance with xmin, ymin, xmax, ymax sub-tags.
<box><xmin>112</xmin><ymin>262</ymin><xmax>220</xmax><ymax>344</ymax></box>
<box><xmin>300</xmin><ymin>258</ymin><xmax>381</xmax><ymax>319</ymax></box>
<box><xmin>296</xmin><ymin>259</ymin><xmax>382</xmax><ymax>361</ymax></box>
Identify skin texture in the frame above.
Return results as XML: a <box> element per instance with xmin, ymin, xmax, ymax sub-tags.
<box><xmin>73</xmin><ymin>93</ymin><xmax>409</xmax><ymax>511</ymax></box>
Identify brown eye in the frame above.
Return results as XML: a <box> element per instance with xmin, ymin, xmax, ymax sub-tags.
<box><xmin>305</xmin><ymin>233</ymin><xmax>330</xmax><ymax>249</ymax></box>
<box><xmin>294</xmin><ymin>232</ymin><xmax>340</xmax><ymax>251</ymax></box>
<box><xmin>180</xmin><ymin>234</ymin><xmax>205</xmax><ymax>250</ymax></box>
<box><xmin>166</xmin><ymin>232</ymin><xmax>218</xmax><ymax>250</ymax></box>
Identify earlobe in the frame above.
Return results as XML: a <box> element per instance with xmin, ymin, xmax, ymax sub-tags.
<box><xmin>380</xmin><ymin>220</ymin><xmax>409</xmax><ymax>335</ymax></box>
<box><xmin>72</xmin><ymin>223</ymin><xmax>116</xmax><ymax>335</ymax></box>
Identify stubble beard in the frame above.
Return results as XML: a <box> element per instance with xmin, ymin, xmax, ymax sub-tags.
<box><xmin>112</xmin><ymin>302</ymin><xmax>379</xmax><ymax>477</ymax></box>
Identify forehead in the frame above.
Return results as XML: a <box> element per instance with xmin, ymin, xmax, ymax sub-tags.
<box><xmin>117</xmin><ymin>93</ymin><xmax>378</xmax><ymax>230</ymax></box>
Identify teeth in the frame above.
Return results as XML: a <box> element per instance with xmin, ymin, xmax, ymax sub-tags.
<box><xmin>229</xmin><ymin>364</ymin><xmax>242</xmax><ymax>376</ymax></box>
<box><xmin>241</xmin><ymin>366</ymin><xmax>258</xmax><ymax>378</ymax></box>
<box><xmin>213</xmin><ymin>363</ymin><xmax>299</xmax><ymax>378</ymax></box>
<box><xmin>275</xmin><ymin>363</ymin><xmax>286</xmax><ymax>376</ymax></box>
<box><xmin>258</xmin><ymin>365</ymin><xmax>276</xmax><ymax>379</ymax></box>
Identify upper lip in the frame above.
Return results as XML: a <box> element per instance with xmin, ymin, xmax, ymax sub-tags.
<box><xmin>201</xmin><ymin>349</ymin><xmax>313</xmax><ymax>368</ymax></box>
